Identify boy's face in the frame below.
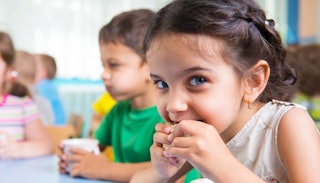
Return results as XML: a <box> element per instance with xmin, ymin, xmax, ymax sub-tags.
<box><xmin>99</xmin><ymin>42</ymin><xmax>150</xmax><ymax>101</ymax></box>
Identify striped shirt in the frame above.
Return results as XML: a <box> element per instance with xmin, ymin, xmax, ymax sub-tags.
<box><xmin>0</xmin><ymin>94</ymin><xmax>40</xmax><ymax>141</ymax></box>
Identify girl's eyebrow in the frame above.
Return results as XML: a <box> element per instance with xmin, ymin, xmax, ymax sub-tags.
<box><xmin>181</xmin><ymin>66</ymin><xmax>212</xmax><ymax>74</ymax></box>
<box><xmin>150</xmin><ymin>66</ymin><xmax>212</xmax><ymax>79</ymax></box>
<box><xmin>150</xmin><ymin>73</ymin><xmax>160</xmax><ymax>79</ymax></box>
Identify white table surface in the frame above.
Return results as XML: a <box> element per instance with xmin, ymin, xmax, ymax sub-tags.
<box><xmin>0</xmin><ymin>155</ymin><xmax>116</xmax><ymax>183</ymax></box>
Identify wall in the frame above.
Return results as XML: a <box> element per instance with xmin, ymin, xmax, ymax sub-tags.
<box><xmin>299</xmin><ymin>0</ymin><xmax>318</xmax><ymax>43</ymax></box>
<box><xmin>318</xmin><ymin>0</ymin><xmax>320</xmax><ymax>42</ymax></box>
<box><xmin>0</xmin><ymin>0</ymin><xmax>170</xmax><ymax>80</ymax></box>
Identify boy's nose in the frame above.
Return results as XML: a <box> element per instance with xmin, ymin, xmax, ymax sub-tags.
<box><xmin>101</xmin><ymin>69</ymin><xmax>111</xmax><ymax>81</ymax></box>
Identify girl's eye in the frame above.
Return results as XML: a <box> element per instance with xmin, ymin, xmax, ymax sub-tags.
<box><xmin>155</xmin><ymin>80</ymin><xmax>168</xmax><ymax>89</ymax></box>
<box><xmin>189</xmin><ymin>76</ymin><xmax>206</xmax><ymax>86</ymax></box>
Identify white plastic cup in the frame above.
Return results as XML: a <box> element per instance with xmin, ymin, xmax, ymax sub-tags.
<box><xmin>60</xmin><ymin>138</ymin><xmax>100</xmax><ymax>172</ymax></box>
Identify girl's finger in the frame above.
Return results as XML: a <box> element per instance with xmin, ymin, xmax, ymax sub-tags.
<box><xmin>155</xmin><ymin>123</ymin><xmax>172</xmax><ymax>134</ymax></box>
<box><xmin>173</xmin><ymin>120</ymin><xmax>214</xmax><ymax>138</ymax></box>
<box><xmin>153</xmin><ymin>131</ymin><xmax>171</xmax><ymax>145</ymax></box>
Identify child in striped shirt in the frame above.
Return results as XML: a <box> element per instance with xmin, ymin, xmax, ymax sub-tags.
<box><xmin>0</xmin><ymin>31</ymin><xmax>53</xmax><ymax>159</ymax></box>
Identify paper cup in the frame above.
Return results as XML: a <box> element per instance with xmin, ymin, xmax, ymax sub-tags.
<box><xmin>60</xmin><ymin>138</ymin><xmax>100</xmax><ymax>172</ymax></box>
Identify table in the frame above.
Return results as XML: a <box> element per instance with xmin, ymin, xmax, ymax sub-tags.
<box><xmin>0</xmin><ymin>155</ymin><xmax>115</xmax><ymax>183</ymax></box>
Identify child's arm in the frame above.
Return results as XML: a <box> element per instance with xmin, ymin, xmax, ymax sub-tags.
<box><xmin>131</xmin><ymin>162</ymin><xmax>191</xmax><ymax>183</ymax></box>
<box><xmin>0</xmin><ymin>119</ymin><xmax>53</xmax><ymax>159</ymax></box>
<box><xmin>131</xmin><ymin>166</ymin><xmax>169</xmax><ymax>183</ymax></box>
<box><xmin>278</xmin><ymin>108</ymin><xmax>320</xmax><ymax>182</ymax></box>
<box><xmin>65</xmin><ymin>148</ymin><xmax>151</xmax><ymax>182</ymax></box>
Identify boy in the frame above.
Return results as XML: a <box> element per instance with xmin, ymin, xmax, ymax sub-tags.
<box><xmin>59</xmin><ymin>9</ymin><xmax>164</xmax><ymax>182</ymax></box>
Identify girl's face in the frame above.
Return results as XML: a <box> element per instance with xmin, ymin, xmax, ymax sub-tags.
<box><xmin>99</xmin><ymin>42</ymin><xmax>150</xmax><ymax>101</ymax></box>
<box><xmin>0</xmin><ymin>57</ymin><xmax>6</xmax><ymax>83</ymax></box>
<box><xmin>147</xmin><ymin>34</ymin><xmax>248</xmax><ymax>140</ymax></box>
<box><xmin>0</xmin><ymin>56</ymin><xmax>10</xmax><ymax>94</ymax></box>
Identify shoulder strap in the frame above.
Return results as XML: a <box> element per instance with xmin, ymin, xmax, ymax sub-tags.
<box><xmin>167</xmin><ymin>162</ymin><xmax>194</xmax><ymax>183</ymax></box>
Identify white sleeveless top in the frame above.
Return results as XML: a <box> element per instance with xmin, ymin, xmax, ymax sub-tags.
<box><xmin>226</xmin><ymin>100</ymin><xmax>305</xmax><ymax>183</ymax></box>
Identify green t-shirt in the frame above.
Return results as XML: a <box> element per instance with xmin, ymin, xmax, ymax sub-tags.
<box><xmin>185</xmin><ymin>168</ymin><xmax>202</xmax><ymax>183</ymax></box>
<box><xmin>94</xmin><ymin>100</ymin><xmax>164</xmax><ymax>163</ymax></box>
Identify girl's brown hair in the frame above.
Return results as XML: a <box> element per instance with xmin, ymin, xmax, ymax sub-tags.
<box><xmin>144</xmin><ymin>0</ymin><xmax>297</xmax><ymax>102</ymax></box>
<box><xmin>0</xmin><ymin>31</ymin><xmax>30</xmax><ymax>97</ymax></box>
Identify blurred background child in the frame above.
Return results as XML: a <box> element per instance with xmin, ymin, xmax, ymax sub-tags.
<box><xmin>0</xmin><ymin>31</ymin><xmax>53</xmax><ymax>159</ymax></box>
<box><xmin>33</xmin><ymin>54</ymin><xmax>66</xmax><ymax>125</ymax></box>
<box><xmin>288</xmin><ymin>44</ymin><xmax>320</xmax><ymax>123</ymax></box>
<box><xmin>14</xmin><ymin>50</ymin><xmax>54</xmax><ymax>126</ymax></box>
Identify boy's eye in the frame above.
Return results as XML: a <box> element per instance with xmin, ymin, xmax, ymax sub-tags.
<box><xmin>109</xmin><ymin>63</ymin><xmax>119</xmax><ymax>68</ymax></box>
<box><xmin>189</xmin><ymin>76</ymin><xmax>206</xmax><ymax>86</ymax></box>
<box><xmin>155</xmin><ymin>80</ymin><xmax>168</xmax><ymax>89</ymax></box>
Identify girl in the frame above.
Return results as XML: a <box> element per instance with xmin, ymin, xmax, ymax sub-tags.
<box><xmin>0</xmin><ymin>31</ymin><xmax>53</xmax><ymax>159</ymax></box>
<box><xmin>131</xmin><ymin>0</ymin><xmax>320</xmax><ymax>182</ymax></box>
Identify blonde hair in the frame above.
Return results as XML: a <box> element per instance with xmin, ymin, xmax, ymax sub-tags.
<box><xmin>34</xmin><ymin>54</ymin><xmax>57</xmax><ymax>79</ymax></box>
<box><xmin>14</xmin><ymin>50</ymin><xmax>36</xmax><ymax>85</ymax></box>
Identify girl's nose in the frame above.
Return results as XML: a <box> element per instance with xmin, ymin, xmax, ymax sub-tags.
<box><xmin>166</xmin><ymin>92</ymin><xmax>188</xmax><ymax>113</ymax></box>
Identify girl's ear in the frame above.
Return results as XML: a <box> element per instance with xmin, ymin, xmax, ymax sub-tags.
<box><xmin>6</xmin><ymin>67</ymin><xmax>17</xmax><ymax>82</ymax></box>
<box><xmin>243</xmin><ymin>60</ymin><xmax>270</xmax><ymax>104</ymax></box>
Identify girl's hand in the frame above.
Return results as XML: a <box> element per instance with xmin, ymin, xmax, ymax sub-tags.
<box><xmin>66</xmin><ymin>147</ymin><xmax>110</xmax><ymax>179</ymax></box>
<box><xmin>150</xmin><ymin>123</ymin><xmax>186</xmax><ymax>180</ymax></box>
<box><xmin>167</xmin><ymin>120</ymin><xmax>231</xmax><ymax>180</ymax></box>
<box><xmin>0</xmin><ymin>132</ymin><xmax>17</xmax><ymax>159</ymax></box>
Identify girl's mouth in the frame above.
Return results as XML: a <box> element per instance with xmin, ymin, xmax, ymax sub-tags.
<box><xmin>167</xmin><ymin>119</ymin><xmax>205</xmax><ymax>125</ymax></box>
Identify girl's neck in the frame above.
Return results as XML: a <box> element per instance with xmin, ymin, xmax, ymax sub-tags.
<box><xmin>221</xmin><ymin>101</ymin><xmax>265</xmax><ymax>143</ymax></box>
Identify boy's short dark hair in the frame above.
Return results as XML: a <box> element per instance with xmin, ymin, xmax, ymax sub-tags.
<box><xmin>98</xmin><ymin>9</ymin><xmax>155</xmax><ymax>61</ymax></box>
